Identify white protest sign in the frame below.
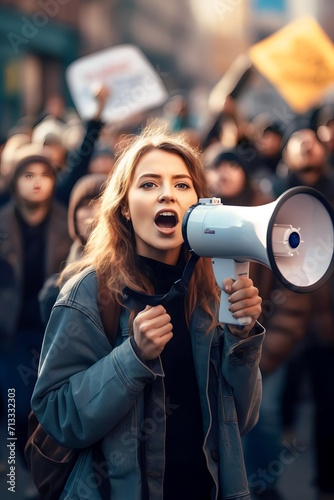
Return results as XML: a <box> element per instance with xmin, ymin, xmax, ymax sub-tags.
<box><xmin>66</xmin><ymin>45</ymin><xmax>169</xmax><ymax>123</ymax></box>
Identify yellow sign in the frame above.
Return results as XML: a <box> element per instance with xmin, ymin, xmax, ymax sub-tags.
<box><xmin>249</xmin><ymin>16</ymin><xmax>334</xmax><ymax>113</ymax></box>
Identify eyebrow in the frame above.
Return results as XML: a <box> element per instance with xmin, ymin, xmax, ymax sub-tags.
<box><xmin>137</xmin><ymin>173</ymin><xmax>193</xmax><ymax>181</ymax></box>
<box><xmin>23</xmin><ymin>169</ymin><xmax>49</xmax><ymax>174</ymax></box>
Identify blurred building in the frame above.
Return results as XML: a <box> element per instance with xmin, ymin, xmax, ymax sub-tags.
<box><xmin>249</xmin><ymin>0</ymin><xmax>334</xmax><ymax>41</ymax></box>
<box><xmin>0</xmin><ymin>0</ymin><xmax>250</xmax><ymax>136</ymax></box>
<box><xmin>0</xmin><ymin>0</ymin><xmax>116</xmax><ymax>133</ymax></box>
<box><xmin>1</xmin><ymin>0</ymin><xmax>333</xmax><ymax>137</ymax></box>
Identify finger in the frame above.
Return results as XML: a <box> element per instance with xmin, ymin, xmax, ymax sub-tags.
<box><xmin>228</xmin><ymin>285</ymin><xmax>258</xmax><ymax>305</ymax></box>
<box><xmin>135</xmin><ymin>308</ymin><xmax>171</xmax><ymax>334</ymax></box>
<box><xmin>230</xmin><ymin>277</ymin><xmax>254</xmax><ymax>292</ymax></box>
<box><xmin>228</xmin><ymin>281</ymin><xmax>261</xmax><ymax>309</ymax></box>
<box><xmin>222</xmin><ymin>276</ymin><xmax>253</xmax><ymax>294</ymax></box>
<box><xmin>222</xmin><ymin>278</ymin><xmax>234</xmax><ymax>293</ymax></box>
<box><xmin>229</xmin><ymin>295</ymin><xmax>262</xmax><ymax>319</ymax></box>
<box><xmin>136</xmin><ymin>304</ymin><xmax>165</xmax><ymax>319</ymax></box>
<box><xmin>142</xmin><ymin>314</ymin><xmax>172</xmax><ymax>334</ymax></box>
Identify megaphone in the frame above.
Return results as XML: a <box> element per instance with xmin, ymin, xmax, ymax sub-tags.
<box><xmin>182</xmin><ymin>186</ymin><xmax>334</xmax><ymax>326</ymax></box>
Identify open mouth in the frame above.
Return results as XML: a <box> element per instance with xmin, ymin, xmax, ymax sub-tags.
<box><xmin>154</xmin><ymin>211</ymin><xmax>178</xmax><ymax>229</ymax></box>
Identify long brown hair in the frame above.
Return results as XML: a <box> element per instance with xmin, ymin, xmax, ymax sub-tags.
<box><xmin>59</xmin><ymin>124</ymin><xmax>220</xmax><ymax>329</ymax></box>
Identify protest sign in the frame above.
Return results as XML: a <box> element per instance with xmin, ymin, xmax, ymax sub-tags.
<box><xmin>249</xmin><ymin>16</ymin><xmax>334</xmax><ymax>113</ymax></box>
<box><xmin>66</xmin><ymin>45</ymin><xmax>169</xmax><ymax>122</ymax></box>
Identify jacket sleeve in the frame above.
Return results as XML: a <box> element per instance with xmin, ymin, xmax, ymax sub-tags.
<box><xmin>221</xmin><ymin>322</ymin><xmax>265</xmax><ymax>435</ymax></box>
<box><xmin>31</xmin><ymin>303</ymin><xmax>163</xmax><ymax>449</ymax></box>
<box><xmin>55</xmin><ymin>118</ymin><xmax>104</xmax><ymax>206</ymax></box>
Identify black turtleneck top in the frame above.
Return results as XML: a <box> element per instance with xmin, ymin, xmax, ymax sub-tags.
<box><xmin>136</xmin><ymin>255</ymin><xmax>214</xmax><ymax>500</ymax></box>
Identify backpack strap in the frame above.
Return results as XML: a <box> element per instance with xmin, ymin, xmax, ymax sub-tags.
<box><xmin>98</xmin><ymin>282</ymin><xmax>122</xmax><ymax>347</ymax></box>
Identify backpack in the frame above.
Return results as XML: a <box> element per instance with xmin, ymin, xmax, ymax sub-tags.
<box><xmin>24</xmin><ymin>287</ymin><xmax>121</xmax><ymax>500</ymax></box>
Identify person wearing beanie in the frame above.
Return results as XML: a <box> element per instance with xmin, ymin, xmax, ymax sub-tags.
<box><xmin>0</xmin><ymin>153</ymin><xmax>72</xmax><ymax>499</ymax></box>
<box><xmin>205</xmin><ymin>147</ymin><xmax>273</xmax><ymax>207</ymax></box>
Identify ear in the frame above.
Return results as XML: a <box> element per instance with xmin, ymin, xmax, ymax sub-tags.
<box><xmin>121</xmin><ymin>206</ymin><xmax>130</xmax><ymax>221</ymax></box>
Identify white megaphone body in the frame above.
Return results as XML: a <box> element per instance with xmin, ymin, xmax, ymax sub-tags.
<box><xmin>182</xmin><ymin>186</ymin><xmax>334</xmax><ymax>326</ymax></box>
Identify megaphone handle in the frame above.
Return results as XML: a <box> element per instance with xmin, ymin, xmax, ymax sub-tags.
<box><xmin>212</xmin><ymin>258</ymin><xmax>251</xmax><ymax>326</ymax></box>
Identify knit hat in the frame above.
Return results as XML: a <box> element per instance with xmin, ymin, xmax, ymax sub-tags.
<box><xmin>211</xmin><ymin>148</ymin><xmax>251</xmax><ymax>175</ymax></box>
<box><xmin>9</xmin><ymin>154</ymin><xmax>57</xmax><ymax>194</ymax></box>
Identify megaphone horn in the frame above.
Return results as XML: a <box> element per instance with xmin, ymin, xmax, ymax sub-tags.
<box><xmin>182</xmin><ymin>186</ymin><xmax>334</xmax><ymax>326</ymax></box>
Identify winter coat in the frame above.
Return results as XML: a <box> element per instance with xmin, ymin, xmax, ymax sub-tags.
<box><xmin>0</xmin><ymin>199</ymin><xmax>71</xmax><ymax>338</ymax></box>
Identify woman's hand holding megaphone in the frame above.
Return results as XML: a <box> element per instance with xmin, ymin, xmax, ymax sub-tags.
<box><xmin>222</xmin><ymin>277</ymin><xmax>262</xmax><ymax>338</ymax></box>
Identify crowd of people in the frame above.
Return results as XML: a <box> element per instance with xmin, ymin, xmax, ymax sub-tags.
<box><xmin>0</xmin><ymin>75</ymin><xmax>334</xmax><ymax>500</ymax></box>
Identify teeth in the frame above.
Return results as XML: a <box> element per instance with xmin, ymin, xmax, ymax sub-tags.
<box><xmin>159</xmin><ymin>212</ymin><xmax>175</xmax><ymax>216</ymax></box>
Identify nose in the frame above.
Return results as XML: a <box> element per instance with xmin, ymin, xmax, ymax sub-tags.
<box><xmin>33</xmin><ymin>177</ymin><xmax>41</xmax><ymax>187</ymax></box>
<box><xmin>158</xmin><ymin>192</ymin><xmax>175</xmax><ymax>203</ymax></box>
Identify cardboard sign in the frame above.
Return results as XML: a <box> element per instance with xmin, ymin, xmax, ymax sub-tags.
<box><xmin>249</xmin><ymin>16</ymin><xmax>334</xmax><ymax>113</ymax></box>
<box><xmin>66</xmin><ymin>45</ymin><xmax>169</xmax><ymax>123</ymax></box>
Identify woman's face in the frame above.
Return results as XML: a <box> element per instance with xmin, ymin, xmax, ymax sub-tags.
<box><xmin>125</xmin><ymin>149</ymin><xmax>198</xmax><ymax>264</ymax></box>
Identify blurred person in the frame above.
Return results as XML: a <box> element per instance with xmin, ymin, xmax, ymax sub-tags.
<box><xmin>204</xmin><ymin>146</ymin><xmax>312</xmax><ymax>500</ymax></box>
<box><xmin>0</xmin><ymin>131</ymin><xmax>11</xmax><ymax>206</ymax></box>
<box><xmin>33</xmin><ymin>93</ymin><xmax>69</xmax><ymax>127</ymax></box>
<box><xmin>202</xmin><ymin>109</ymin><xmax>248</xmax><ymax>151</ymax></box>
<box><xmin>43</xmin><ymin>131</ymin><xmax>68</xmax><ymax>171</ymax></box>
<box><xmin>0</xmin><ymin>132</ymin><xmax>31</xmax><ymax>179</ymax></box>
<box><xmin>6</xmin><ymin>115</ymin><xmax>36</xmax><ymax>141</ymax></box>
<box><xmin>179</xmin><ymin>127</ymin><xmax>202</xmax><ymax>150</ymax></box>
<box><xmin>88</xmin><ymin>145</ymin><xmax>115</xmax><ymax>175</ymax></box>
<box><xmin>254</xmin><ymin>122</ymin><xmax>283</xmax><ymax>171</ymax></box>
<box><xmin>32</xmin><ymin>117</ymin><xmax>68</xmax><ymax>171</ymax></box>
<box><xmin>204</xmin><ymin>147</ymin><xmax>273</xmax><ymax>207</ymax></box>
<box><xmin>111</xmin><ymin>123</ymin><xmax>142</xmax><ymax>156</ymax></box>
<box><xmin>39</xmin><ymin>85</ymin><xmax>110</xmax><ymax>202</ymax></box>
<box><xmin>202</xmin><ymin>52</ymin><xmax>254</xmax><ymax>152</ymax></box>
<box><xmin>0</xmin><ymin>133</ymin><xmax>33</xmax><ymax>207</ymax></box>
<box><xmin>0</xmin><ymin>85</ymin><xmax>110</xmax><ymax>209</ymax></box>
<box><xmin>62</xmin><ymin>115</ymin><xmax>86</xmax><ymax>152</ymax></box>
<box><xmin>245</xmin><ymin>128</ymin><xmax>334</xmax><ymax>500</ymax></box>
<box><xmin>273</xmin><ymin>128</ymin><xmax>334</xmax><ymax>198</ymax></box>
<box><xmin>317</xmin><ymin>117</ymin><xmax>334</xmax><ymax>168</ymax></box>
<box><xmin>0</xmin><ymin>152</ymin><xmax>72</xmax><ymax>499</ymax></box>
<box><xmin>31</xmin><ymin>125</ymin><xmax>264</xmax><ymax>500</ymax></box>
<box><xmin>162</xmin><ymin>93</ymin><xmax>195</xmax><ymax>131</ymax></box>
<box><xmin>39</xmin><ymin>173</ymin><xmax>108</xmax><ymax>326</ymax></box>
<box><xmin>249</xmin><ymin>118</ymin><xmax>284</xmax><ymax>196</ymax></box>
<box><xmin>0</xmin><ymin>131</ymin><xmax>6</xmax><ymax>156</ymax></box>
<box><xmin>53</xmin><ymin>84</ymin><xmax>109</xmax><ymax>206</ymax></box>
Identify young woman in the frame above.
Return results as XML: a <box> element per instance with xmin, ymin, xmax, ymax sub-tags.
<box><xmin>31</xmin><ymin>125</ymin><xmax>264</xmax><ymax>500</ymax></box>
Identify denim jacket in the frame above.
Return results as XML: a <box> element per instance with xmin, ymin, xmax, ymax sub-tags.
<box><xmin>31</xmin><ymin>268</ymin><xmax>265</xmax><ymax>500</ymax></box>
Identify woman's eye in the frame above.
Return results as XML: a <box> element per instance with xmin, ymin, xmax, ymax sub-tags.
<box><xmin>176</xmin><ymin>182</ymin><xmax>190</xmax><ymax>189</ymax></box>
<box><xmin>140</xmin><ymin>181</ymin><xmax>156</xmax><ymax>189</ymax></box>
